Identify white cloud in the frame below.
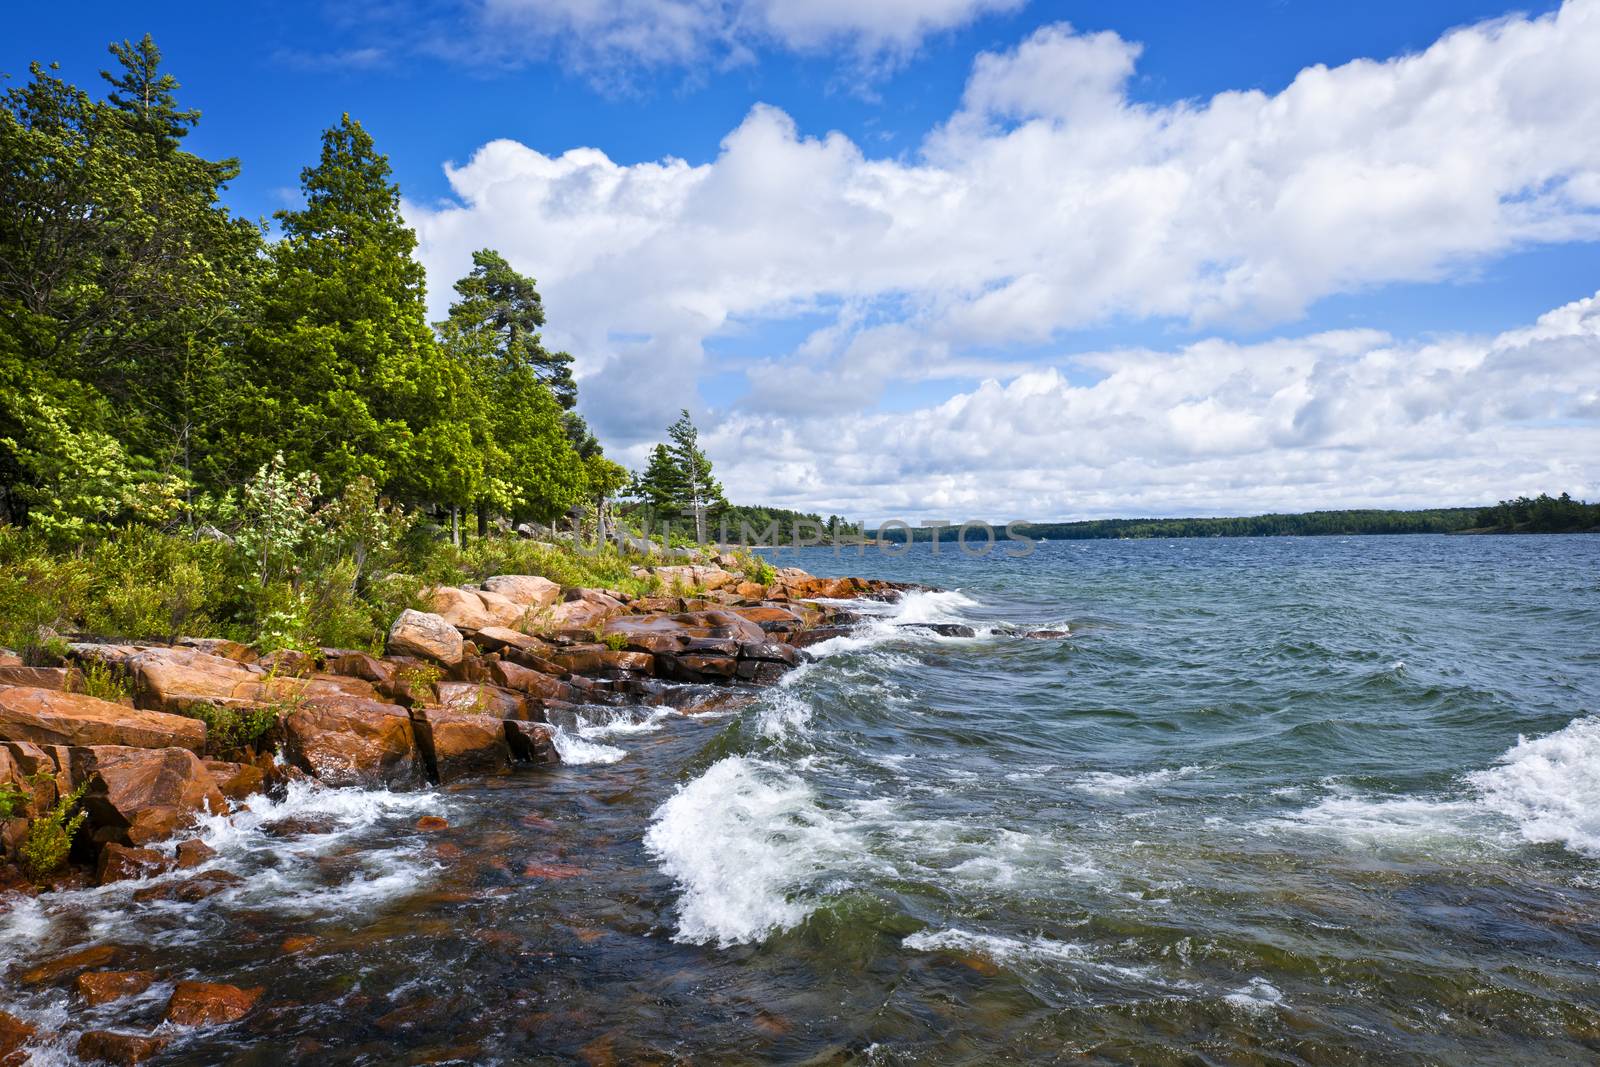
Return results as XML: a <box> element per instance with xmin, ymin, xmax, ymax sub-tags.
<box><xmin>407</xmin><ymin>1</ymin><xmax>1600</xmax><ymax>515</ymax></box>
<box><xmin>472</xmin><ymin>0</ymin><xmax>1023</xmax><ymax>72</ymax></box>
<box><xmin>706</xmin><ymin>292</ymin><xmax>1600</xmax><ymax>522</ymax></box>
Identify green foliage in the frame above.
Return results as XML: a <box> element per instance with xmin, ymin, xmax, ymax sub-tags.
<box><xmin>0</xmin><ymin>783</ymin><xmax>29</xmax><ymax>819</ymax></box>
<box><xmin>187</xmin><ymin>702</ymin><xmax>280</xmax><ymax>758</ymax></box>
<box><xmin>19</xmin><ymin>781</ymin><xmax>88</xmax><ymax>882</ymax></box>
<box><xmin>601</xmin><ymin>631</ymin><xmax>629</xmax><ymax>652</ymax></box>
<box><xmin>1473</xmin><ymin>493</ymin><xmax>1600</xmax><ymax>533</ymax></box>
<box><xmin>629</xmin><ymin>412</ymin><xmax>726</xmax><ymax>543</ymax></box>
<box><xmin>77</xmin><ymin>660</ymin><xmax>130</xmax><ymax>703</ymax></box>
<box><xmin>443</xmin><ymin>248</ymin><xmax>577</xmax><ymax>408</ymax></box>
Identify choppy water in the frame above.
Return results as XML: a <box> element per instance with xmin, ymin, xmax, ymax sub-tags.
<box><xmin>5</xmin><ymin>535</ymin><xmax>1600</xmax><ymax>1065</ymax></box>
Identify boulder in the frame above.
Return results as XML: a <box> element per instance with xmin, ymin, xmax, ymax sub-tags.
<box><xmin>411</xmin><ymin>708</ymin><xmax>511</xmax><ymax>784</ymax></box>
<box><xmin>124</xmin><ymin>647</ymin><xmax>269</xmax><ymax>712</ymax></box>
<box><xmin>0</xmin><ymin>1010</ymin><xmax>34</xmax><ymax>1063</ymax></box>
<box><xmin>544</xmin><ymin>589</ymin><xmax>624</xmax><ymax>630</ymax></box>
<box><xmin>173</xmin><ymin>637</ymin><xmax>256</xmax><ymax>663</ymax></box>
<box><xmin>547</xmin><ymin>649</ymin><xmax>654</xmax><ymax>676</ymax></box>
<box><xmin>788</xmin><ymin>626</ymin><xmax>853</xmax><ymax>649</ymax></box>
<box><xmin>672</xmin><ymin>610</ymin><xmax>765</xmax><ymax>644</ymax></box>
<box><xmin>322</xmin><ymin>651</ymin><xmax>400</xmax><ymax>693</ymax></box>
<box><xmin>738</xmin><ymin>640</ymin><xmax>800</xmax><ymax>666</ymax></box>
<box><xmin>19</xmin><ymin>944</ymin><xmax>125</xmax><ymax>986</ymax></box>
<box><xmin>486</xmin><ymin>661</ymin><xmax>579</xmax><ymax>704</ymax></box>
<box><xmin>75</xmin><ymin>970</ymin><xmax>156</xmax><ymax>1006</ymax></box>
<box><xmin>75</xmin><ymin>1029</ymin><xmax>170</xmax><ymax>1064</ymax></box>
<box><xmin>436</xmin><ymin>682</ymin><xmax>527</xmax><ymax>719</ymax></box>
<box><xmin>175</xmin><ymin>838</ymin><xmax>217</xmax><ymax>868</ymax></box>
<box><xmin>256</xmin><ymin>649</ymin><xmax>316</xmax><ymax>677</ymax></box>
<box><xmin>725</xmin><ymin>605</ymin><xmax>807</xmax><ymax>634</ymax></box>
<box><xmin>481</xmin><ymin>574</ymin><xmax>562</xmax><ymax>612</ymax></box>
<box><xmin>96</xmin><ymin>843</ymin><xmax>175</xmax><ymax>884</ymax></box>
<box><xmin>163</xmin><ymin>981</ymin><xmax>262</xmax><ymax>1026</ymax></box>
<box><xmin>282</xmin><ymin>698</ymin><xmax>422</xmax><ymax>789</ymax></box>
<box><xmin>505</xmin><ymin>721</ymin><xmax>559</xmax><ymax>765</ymax></box>
<box><xmin>386</xmin><ymin>611</ymin><xmax>464</xmax><ymax>668</ymax></box>
<box><xmin>426</xmin><ymin>586</ymin><xmax>524</xmax><ymax>632</ymax></box>
<box><xmin>75</xmin><ymin>746</ymin><xmax>227</xmax><ymax>847</ymax></box>
<box><xmin>470</xmin><ymin>626</ymin><xmax>548</xmax><ymax>656</ymax></box>
<box><xmin>0</xmin><ymin>665</ymin><xmax>82</xmax><ymax>692</ymax></box>
<box><xmin>202</xmin><ymin>760</ymin><xmax>264</xmax><ymax>802</ymax></box>
<box><xmin>0</xmin><ymin>688</ymin><xmax>205</xmax><ymax>753</ymax></box>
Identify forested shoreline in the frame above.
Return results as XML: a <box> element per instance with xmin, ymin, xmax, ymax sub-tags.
<box><xmin>870</xmin><ymin>495</ymin><xmax>1600</xmax><ymax>542</ymax></box>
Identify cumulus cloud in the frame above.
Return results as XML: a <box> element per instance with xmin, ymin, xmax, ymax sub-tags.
<box><xmin>706</xmin><ymin>292</ymin><xmax>1600</xmax><ymax>522</ymax></box>
<box><xmin>472</xmin><ymin>0</ymin><xmax>1024</xmax><ymax>73</ymax></box>
<box><xmin>406</xmin><ymin>1</ymin><xmax>1600</xmax><ymax>516</ymax></box>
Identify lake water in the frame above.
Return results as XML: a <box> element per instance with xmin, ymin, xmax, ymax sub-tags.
<box><xmin>4</xmin><ymin>535</ymin><xmax>1599</xmax><ymax>1065</ymax></box>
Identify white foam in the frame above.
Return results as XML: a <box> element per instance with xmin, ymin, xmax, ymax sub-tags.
<box><xmin>903</xmin><ymin>926</ymin><xmax>1088</xmax><ymax>964</ymax></box>
<box><xmin>549</xmin><ymin>725</ymin><xmax>627</xmax><ymax>765</ymax></box>
<box><xmin>1071</xmin><ymin>765</ymin><xmax>1203</xmax><ymax>796</ymax></box>
<box><xmin>644</xmin><ymin>756</ymin><xmax>857</xmax><ymax>946</ymax></box>
<box><xmin>1225</xmin><ymin>977</ymin><xmax>1285</xmax><ymax>1013</ymax></box>
<box><xmin>757</xmin><ymin>687</ymin><xmax>815</xmax><ymax>739</ymax></box>
<box><xmin>802</xmin><ymin>589</ymin><xmax>985</xmax><ymax>658</ymax></box>
<box><xmin>1470</xmin><ymin>715</ymin><xmax>1600</xmax><ymax>857</ymax></box>
<box><xmin>576</xmin><ymin>706</ymin><xmax>674</xmax><ymax>738</ymax></box>
<box><xmin>1268</xmin><ymin>790</ymin><xmax>1489</xmax><ymax>849</ymax></box>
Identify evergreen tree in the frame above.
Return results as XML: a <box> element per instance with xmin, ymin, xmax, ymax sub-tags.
<box><xmin>634</xmin><ymin>444</ymin><xmax>684</xmax><ymax>511</ymax></box>
<box><xmin>666</xmin><ymin>410</ymin><xmax>723</xmax><ymax>543</ymax></box>
<box><xmin>100</xmin><ymin>34</ymin><xmax>199</xmax><ymax>151</ymax></box>
<box><xmin>235</xmin><ymin>114</ymin><xmax>463</xmax><ymax>499</ymax></box>
<box><xmin>0</xmin><ymin>51</ymin><xmax>260</xmax><ymax>509</ymax></box>
<box><xmin>442</xmin><ymin>249</ymin><xmax>577</xmax><ymax>408</ymax></box>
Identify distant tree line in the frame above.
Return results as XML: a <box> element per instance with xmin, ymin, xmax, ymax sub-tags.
<box><xmin>869</xmin><ymin>499</ymin><xmax>1600</xmax><ymax>542</ymax></box>
<box><xmin>1471</xmin><ymin>493</ymin><xmax>1600</xmax><ymax>533</ymax></box>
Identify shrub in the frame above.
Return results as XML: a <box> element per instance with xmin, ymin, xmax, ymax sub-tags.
<box><xmin>187</xmin><ymin>702</ymin><xmax>281</xmax><ymax>758</ymax></box>
<box><xmin>602</xmin><ymin>631</ymin><xmax>628</xmax><ymax>652</ymax></box>
<box><xmin>77</xmin><ymin>660</ymin><xmax>129</xmax><ymax>703</ymax></box>
<box><xmin>0</xmin><ymin>783</ymin><xmax>29</xmax><ymax>819</ymax></box>
<box><xmin>19</xmin><ymin>781</ymin><xmax>88</xmax><ymax>881</ymax></box>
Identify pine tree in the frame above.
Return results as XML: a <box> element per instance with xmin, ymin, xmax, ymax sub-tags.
<box><xmin>634</xmin><ymin>444</ymin><xmax>685</xmax><ymax>511</ymax></box>
<box><xmin>236</xmin><ymin>114</ymin><xmax>460</xmax><ymax>500</ymax></box>
<box><xmin>442</xmin><ymin>249</ymin><xmax>577</xmax><ymax>408</ymax></box>
<box><xmin>666</xmin><ymin>410</ymin><xmax>723</xmax><ymax>543</ymax></box>
<box><xmin>100</xmin><ymin>34</ymin><xmax>199</xmax><ymax>151</ymax></box>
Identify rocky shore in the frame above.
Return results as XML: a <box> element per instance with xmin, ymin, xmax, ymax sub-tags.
<box><xmin>0</xmin><ymin>557</ymin><xmax>924</xmax><ymax>1061</ymax></box>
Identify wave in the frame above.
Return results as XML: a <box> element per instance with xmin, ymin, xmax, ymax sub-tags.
<box><xmin>644</xmin><ymin>755</ymin><xmax>858</xmax><ymax>946</ymax></box>
<box><xmin>549</xmin><ymin>724</ymin><xmax>628</xmax><ymax>765</ymax></box>
<box><xmin>1469</xmin><ymin>715</ymin><xmax>1600</xmax><ymax>857</ymax></box>
<box><xmin>802</xmin><ymin>589</ymin><xmax>987</xmax><ymax>658</ymax></box>
<box><xmin>1070</xmin><ymin>764</ymin><xmax>1203</xmax><ymax>796</ymax></box>
<box><xmin>1268</xmin><ymin>715</ymin><xmax>1600</xmax><ymax>860</ymax></box>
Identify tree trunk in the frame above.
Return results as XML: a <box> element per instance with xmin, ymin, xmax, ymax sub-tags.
<box><xmin>451</xmin><ymin>507</ymin><xmax>460</xmax><ymax>548</ymax></box>
<box><xmin>477</xmin><ymin>501</ymin><xmax>488</xmax><ymax>539</ymax></box>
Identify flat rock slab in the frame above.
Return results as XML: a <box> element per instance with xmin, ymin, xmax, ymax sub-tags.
<box><xmin>0</xmin><ymin>687</ymin><xmax>205</xmax><ymax>752</ymax></box>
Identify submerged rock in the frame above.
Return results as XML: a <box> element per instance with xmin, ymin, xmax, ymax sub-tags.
<box><xmin>74</xmin><ymin>969</ymin><xmax>156</xmax><ymax>1006</ymax></box>
<box><xmin>163</xmin><ymin>980</ymin><xmax>263</xmax><ymax>1026</ymax></box>
<box><xmin>96</xmin><ymin>843</ymin><xmax>175</xmax><ymax>884</ymax></box>
<box><xmin>75</xmin><ymin>1029</ymin><xmax>170</xmax><ymax>1064</ymax></box>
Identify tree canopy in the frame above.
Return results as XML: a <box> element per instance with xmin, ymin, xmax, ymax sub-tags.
<box><xmin>0</xmin><ymin>38</ymin><xmax>626</xmax><ymax>541</ymax></box>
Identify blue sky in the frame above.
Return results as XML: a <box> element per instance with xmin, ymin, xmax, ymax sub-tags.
<box><xmin>9</xmin><ymin>1</ymin><xmax>1600</xmax><ymax>521</ymax></box>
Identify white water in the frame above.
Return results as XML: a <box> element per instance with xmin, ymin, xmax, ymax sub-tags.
<box><xmin>1268</xmin><ymin>715</ymin><xmax>1600</xmax><ymax>859</ymax></box>
<box><xmin>644</xmin><ymin>755</ymin><xmax>859</xmax><ymax>946</ymax></box>
<box><xmin>1470</xmin><ymin>715</ymin><xmax>1600</xmax><ymax>857</ymax></box>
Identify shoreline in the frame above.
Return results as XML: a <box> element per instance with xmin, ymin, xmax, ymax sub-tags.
<box><xmin>0</xmin><ymin>555</ymin><xmax>914</xmax><ymax>1058</ymax></box>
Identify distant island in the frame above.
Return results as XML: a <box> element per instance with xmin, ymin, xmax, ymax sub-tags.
<box><xmin>867</xmin><ymin>494</ymin><xmax>1600</xmax><ymax>542</ymax></box>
